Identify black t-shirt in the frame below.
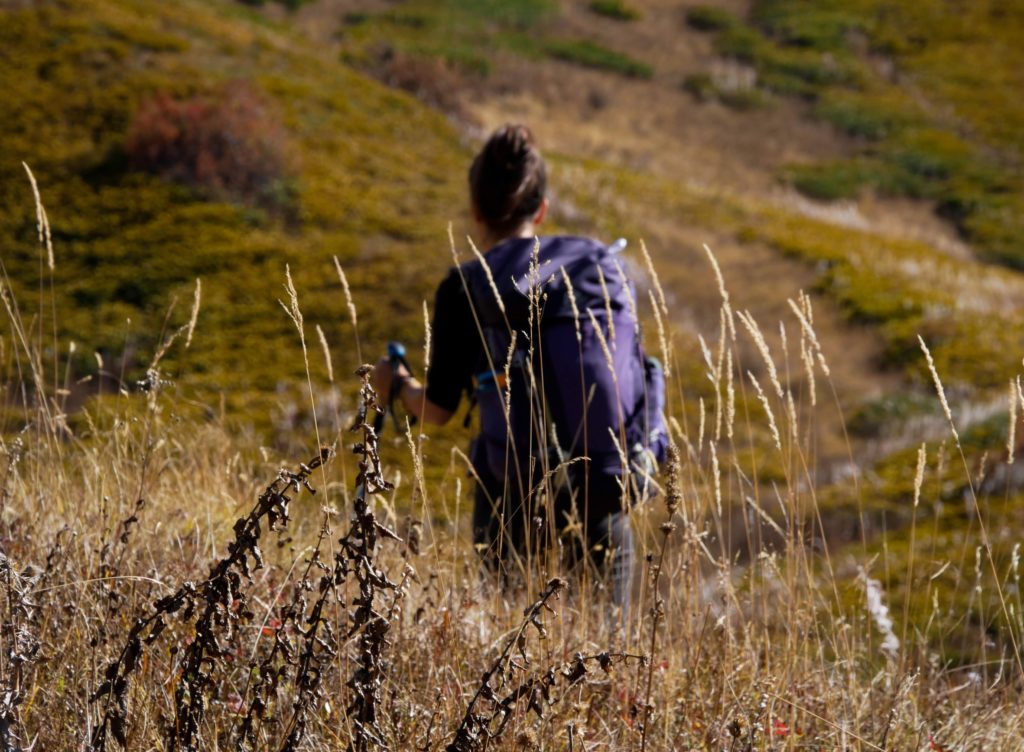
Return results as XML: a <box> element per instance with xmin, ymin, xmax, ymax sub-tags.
<box><xmin>425</xmin><ymin>268</ymin><xmax>482</xmax><ymax>414</ymax></box>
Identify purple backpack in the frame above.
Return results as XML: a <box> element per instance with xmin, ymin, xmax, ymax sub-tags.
<box><xmin>463</xmin><ymin>236</ymin><xmax>668</xmax><ymax>498</ymax></box>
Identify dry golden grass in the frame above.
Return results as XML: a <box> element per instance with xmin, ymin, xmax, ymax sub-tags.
<box><xmin>3</xmin><ymin>206</ymin><xmax>1024</xmax><ymax>750</ymax></box>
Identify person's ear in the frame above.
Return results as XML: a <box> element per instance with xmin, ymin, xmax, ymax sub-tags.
<box><xmin>470</xmin><ymin>203</ymin><xmax>490</xmax><ymax>239</ymax></box>
<box><xmin>533</xmin><ymin>198</ymin><xmax>549</xmax><ymax>226</ymax></box>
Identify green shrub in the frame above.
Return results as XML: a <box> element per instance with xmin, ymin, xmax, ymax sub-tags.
<box><xmin>719</xmin><ymin>87</ymin><xmax>773</xmax><ymax>110</ymax></box>
<box><xmin>682</xmin><ymin>73</ymin><xmax>716</xmax><ymax>101</ymax></box>
<box><xmin>751</xmin><ymin>0</ymin><xmax>861</xmax><ymax>51</ymax></box>
<box><xmin>545</xmin><ymin>39</ymin><xmax>653</xmax><ymax>78</ymax></box>
<box><xmin>886</xmin><ymin>128</ymin><xmax>973</xmax><ymax>184</ymax></box>
<box><xmin>757</xmin><ymin>46</ymin><xmax>862</xmax><ymax>94</ymax></box>
<box><xmin>746</xmin><ymin>0</ymin><xmax>1024</xmax><ymax>277</ymax></box>
<box><xmin>848</xmin><ymin>392</ymin><xmax>936</xmax><ymax>438</ymax></box>
<box><xmin>714</xmin><ymin>25</ymin><xmax>764</xmax><ymax>63</ymax></box>
<box><xmin>238</xmin><ymin>0</ymin><xmax>312</xmax><ymax>8</ymax></box>
<box><xmin>785</xmin><ymin>160</ymin><xmax>880</xmax><ymax>200</ymax></box>
<box><xmin>815</xmin><ymin>91</ymin><xmax>918</xmax><ymax>140</ymax></box>
<box><xmin>961</xmin><ymin>197</ymin><xmax>1024</xmax><ymax>270</ymax></box>
<box><xmin>711</xmin><ymin>16</ymin><xmax>863</xmax><ymax>96</ymax></box>
<box><xmin>685</xmin><ymin>5</ymin><xmax>737</xmax><ymax>31</ymax></box>
<box><xmin>439</xmin><ymin>46</ymin><xmax>492</xmax><ymax>75</ymax></box>
<box><xmin>589</xmin><ymin>0</ymin><xmax>641</xmax><ymax>21</ymax></box>
<box><xmin>337</xmin><ymin>0</ymin><xmax>557</xmax><ymax>88</ymax></box>
<box><xmin>448</xmin><ymin>0</ymin><xmax>556</xmax><ymax>31</ymax></box>
<box><xmin>343</xmin><ymin>12</ymin><xmax>370</xmax><ymax>25</ymax></box>
<box><xmin>961</xmin><ymin>411</ymin><xmax>1011</xmax><ymax>448</ymax></box>
<box><xmin>378</xmin><ymin>9</ymin><xmax>434</xmax><ymax>30</ymax></box>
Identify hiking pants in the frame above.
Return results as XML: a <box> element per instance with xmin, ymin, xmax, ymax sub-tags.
<box><xmin>471</xmin><ymin>466</ymin><xmax>635</xmax><ymax>608</ymax></box>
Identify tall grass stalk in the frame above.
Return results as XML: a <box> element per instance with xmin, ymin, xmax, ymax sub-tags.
<box><xmin>919</xmin><ymin>337</ymin><xmax>1024</xmax><ymax>678</ymax></box>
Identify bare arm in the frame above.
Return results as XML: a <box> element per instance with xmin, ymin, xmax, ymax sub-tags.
<box><xmin>396</xmin><ymin>377</ymin><xmax>454</xmax><ymax>426</ymax></box>
<box><xmin>372</xmin><ymin>357</ymin><xmax>454</xmax><ymax>427</ymax></box>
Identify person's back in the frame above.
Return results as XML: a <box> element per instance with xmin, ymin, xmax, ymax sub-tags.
<box><xmin>373</xmin><ymin>124</ymin><xmax>666</xmax><ymax>606</ymax></box>
<box><xmin>463</xmin><ymin>234</ymin><xmax>662</xmax><ymax>501</ymax></box>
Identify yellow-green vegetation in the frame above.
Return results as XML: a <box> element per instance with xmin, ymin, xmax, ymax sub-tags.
<box><xmin>239</xmin><ymin>0</ymin><xmax>312</xmax><ymax>8</ymax></box>
<box><xmin>552</xmin><ymin>154</ymin><xmax>1024</xmax><ymax>391</ymax></box>
<box><xmin>0</xmin><ymin>0</ymin><xmax>468</xmax><ymax>434</ymax></box>
<box><xmin>339</xmin><ymin>0</ymin><xmax>556</xmax><ymax>76</ymax></box>
<box><xmin>818</xmin><ymin>411</ymin><xmax>1024</xmax><ymax>668</ymax></box>
<box><xmin>544</xmin><ymin>38</ymin><xmax>653</xmax><ymax>78</ymax></box>
<box><xmin>685</xmin><ymin>5</ymin><xmax>740</xmax><ymax>33</ymax></box>
<box><xmin>588</xmin><ymin>0</ymin><xmax>642</xmax><ymax>22</ymax></box>
<box><xmin>688</xmin><ymin>0</ymin><xmax>1024</xmax><ymax>269</ymax></box>
<box><xmin>3</xmin><ymin>0</ymin><xmax>1024</xmax><ymax>730</ymax></box>
<box><xmin>338</xmin><ymin>0</ymin><xmax>652</xmax><ymax>79</ymax></box>
<box><xmin>1</xmin><ymin>0</ymin><xmax>1021</xmax><ymax>676</ymax></box>
<box><xmin>552</xmin><ymin>147</ymin><xmax>1024</xmax><ymax>665</ymax></box>
<box><xmin>746</xmin><ymin>209</ymin><xmax>1024</xmax><ymax>389</ymax></box>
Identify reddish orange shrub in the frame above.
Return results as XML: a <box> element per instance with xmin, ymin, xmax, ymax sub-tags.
<box><xmin>378</xmin><ymin>48</ymin><xmax>467</xmax><ymax>117</ymax></box>
<box><xmin>126</xmin><ymin>81</ymin><xmax>292</xmax><ymax>207</ymax></box>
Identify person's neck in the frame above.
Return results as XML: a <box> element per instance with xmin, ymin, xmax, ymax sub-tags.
<box><xmin>481</xmin><ymin>222</ymin><xmax>536</xmax><ymax>250</ymax></box>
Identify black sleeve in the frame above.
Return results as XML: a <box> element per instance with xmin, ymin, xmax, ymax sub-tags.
<box><xmin>425</xmin><ymin>268</ymin><xmax>479</xmax><ymax>414</ymax></box>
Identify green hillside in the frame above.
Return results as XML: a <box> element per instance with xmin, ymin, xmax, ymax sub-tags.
<box><xmin>688</xmin><ymin>0</ymin><xmax>1024</xmax><ymax>268</ymax></box>
<box><xmin>6</xmin><ymin>0</ymin><xmax>1023</xmax><ymax>431</ymax></box>
<box><xmin>336</xmin><ymin>0</ymin><xmax>652</xmax><ymax>80</ymax></box>
<box><xmin>0</xmin><ymin>0</ymin><xmax>468</xmax><ymax>432</ymax></box>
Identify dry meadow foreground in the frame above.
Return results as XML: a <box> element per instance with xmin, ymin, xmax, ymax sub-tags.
<box><xmin>2</xmin><ymin>201</ymin><xmax>1023</xmax><ymax>750</ymax></box>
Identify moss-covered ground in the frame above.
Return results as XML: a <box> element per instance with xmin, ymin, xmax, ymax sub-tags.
<box><xmin>0</xmin><ymin>0</ymin><xmax>467</xmax><ymax>427</ymax></box>
<box><xmin>686</xmin><ymin>0</ymin><xmax>1024</xmax><ymax>270</ymax></box>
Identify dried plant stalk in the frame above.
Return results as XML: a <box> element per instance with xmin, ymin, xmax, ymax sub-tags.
<box><xmin>91</xmin><ymin>449</ymin><xmax>333</xmax><ymax>751</ymax></box>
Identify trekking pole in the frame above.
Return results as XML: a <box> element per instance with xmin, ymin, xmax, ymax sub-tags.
<box><xmin>372</xmin><ymin>341</ymin><xmax>416</xmax><ymax>437</ymax></box>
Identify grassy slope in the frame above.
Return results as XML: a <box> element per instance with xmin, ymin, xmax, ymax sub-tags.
<box><xmin>0</xmin><ymin>0</ymin><xmax>466</xmax><ymax>434</ymax></box>
<box><xmin>7</xmin><ymin>0</ymin><xmax>1019</xmax><ymax>429</ymax></box>
<box><xmin>555</xmin><ymin>152</ymin><xmax>1024</xmax><ymax>393</ymax></box>
<box><xmin>690</xmin><ymin>0</ymin><xmax>1024</xmax><ymax>269</ymax></box>
<box><xmin>336</xmin><ymin>0</ymin><xmax>653</xmax><ymax>78</ymax></box>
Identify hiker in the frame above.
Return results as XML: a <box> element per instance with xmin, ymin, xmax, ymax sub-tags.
<box><xmin>373</xmin><ymin>124</ymin><xmax>667</xmax><ymax>605</ymax></box>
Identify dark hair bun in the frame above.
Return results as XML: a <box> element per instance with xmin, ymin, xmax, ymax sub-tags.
<box><xmin>487</xmin><ymin>125</ymin><xmax>534</xmax><ymax>172</ymax></box>
<box><xmin>469</xmin><ymin>124</ymin><xmax>547</xmax><ymax>237</ymax></box>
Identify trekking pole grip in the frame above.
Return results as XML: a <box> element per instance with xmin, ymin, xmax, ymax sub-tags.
<box><xmin>372</xmin><ymin>341</ymin><xmax>410</xmax><ymax>436</ymax></box>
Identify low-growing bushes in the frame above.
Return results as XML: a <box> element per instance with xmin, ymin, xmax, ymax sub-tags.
<box><xmin>589</xmin><ymin>0</ymin><xmax>642</xmax><ymax>22</ymax></box>
<box><xmin>687</xmin><ymin>0</ymin><xmax>1024</xmax><ymax>270</ymax></box>
<box><xmin>750</xmin><ymin>0</ymin><xmax>863</xmax><ymax>51</ymax></box>
<box><xmin>848</xmin><ymin>391</ymin><xmax>937</xmax><ymax>438</ymax></box>
<box><xmin>377</xmin><ymin>48</ymin><xmax>469</xmax><ymax>114</ymax></box>
<box><xmin>682</xmin><ymin>72</ymin><xmax>716</xmax><ymax>101</ymax></box>
<box><xmin>814</xmin><ymin>90</ymin><xmax>921</xmax><ymax>141</ymax></box>
<box><xmin>785</xmin><ymin>159</ymin><xmax>890</xmax><ymax>200</ymax></box>
<box><xmin>545</xmin><ymin>38</ymin><xmax>653</xmax><ymax>78</ymax></box>
<box><xmin>237</xmin><ymin>0</ymin><xmax>313</xmax><ymax>9</ymax></box>
<box><xmin>125</xmin><ymin>81</ymin><xmax>295</xmax><ymax>211</ymax></box>
<box><xmin>685</xmin><ymin>5</ymin><xmax>737</xmax><ymax>32</ymax></box>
